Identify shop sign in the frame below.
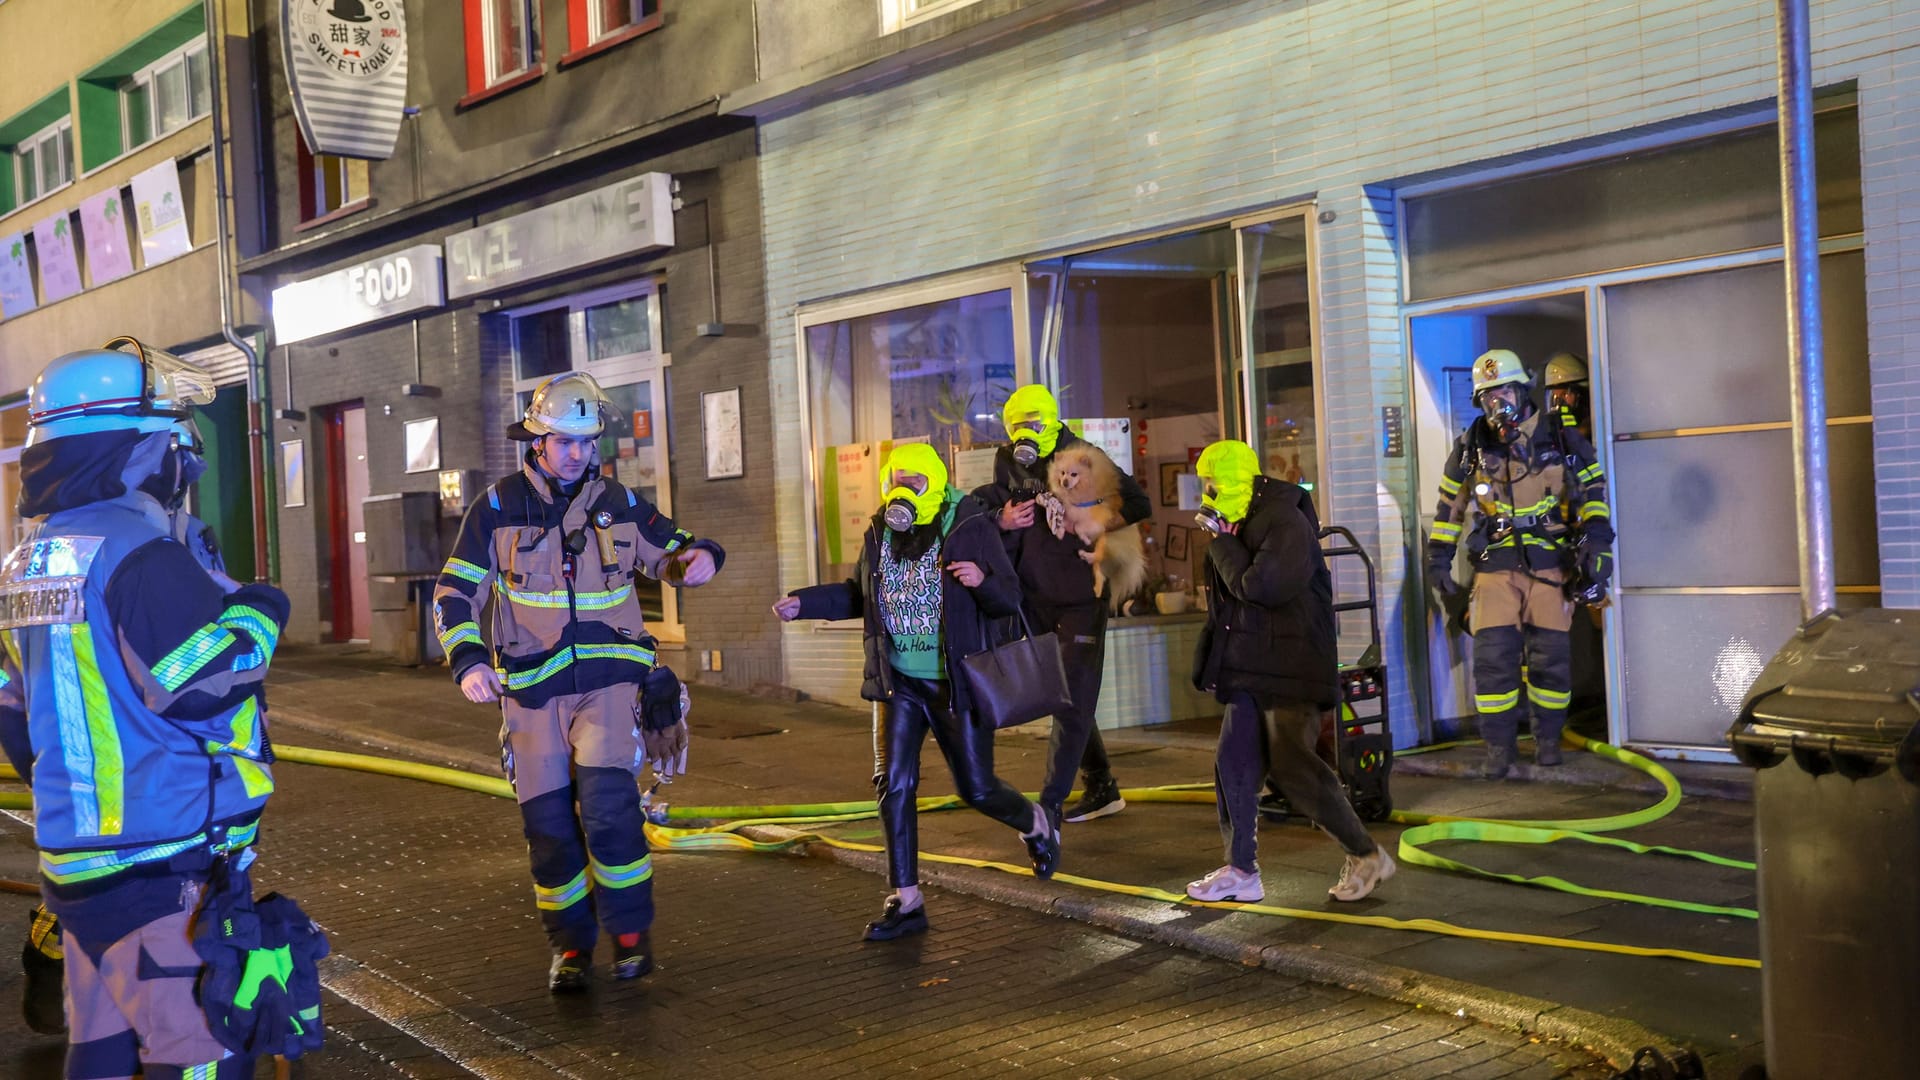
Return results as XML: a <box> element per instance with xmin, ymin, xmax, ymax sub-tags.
<box><xmin>31</xmin><ymin>213</ymin><xmax>81</xmax><ymax>305</ymax></box>
<box><xmin>1067</xmin><ymin>417</ymin><xmax>1134</xmax><ymax>475</ymax></box>
<box><xmin>282</xmin><ymin>0</ymin><xmax>409</xmax><ymax>159</ymax></box>
<box><xmin>444</xmin><ymin>173</ymin><xmax>675</xmax><ymax>299</ymax></box>
<box><xmin>0</xmin><ymin>234</ymin><xmax>35</xmax><ymax>318</ymax></box>
<box><xmin>130</xmin><ymin>160</ymin><xmax>192</xmax><ymax>267</ymax></box>
<box><xmin>272</xmin><ymin>244</ymin><xmax>445</xmax><ymax>344</ymax></box>
<box><xmin>79</xmin><ymin>190</ymin><xmax>135</xmax><ymax>287</ymax></box>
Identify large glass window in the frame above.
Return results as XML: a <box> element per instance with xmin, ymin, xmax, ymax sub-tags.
<box><xmin>1241</xmin><ymin>217</ymin><xmax>1319</xmax><ymax>492</ymax></box>
<box><xmin>803</xmin><ymin>288</ymin><xmax>1018</xmax><ymax>581</ymax></box>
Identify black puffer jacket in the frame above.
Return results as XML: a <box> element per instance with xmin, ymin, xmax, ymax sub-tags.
<box><xmin>789</xmin><ymin>494</ymin><xmax>1023</xmax><ymax>716</ymax></box>
<box><xmin>972</xmin><ymin>434</ymin><xmax>1153</xmax><ymax>614</ymax></box>
<box><xmin>1193</xmin><ymin>476</ymin><xmax>1337</xmax><ymax>708</ymax></box>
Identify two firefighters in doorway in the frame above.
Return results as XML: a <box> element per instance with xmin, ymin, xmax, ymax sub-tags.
<box><xmin>433</xmin><ymin>370</ymin><xmax>722</xmax><ymax>993</ymax></box>
<box><xmin>1</xmin><ymin>340</ymin><xmax>303</xmax><ymax>1077</ymax></box>
<box><xmin>973</xmin><ymin>384</ymin><xmax>1152</xmax><ymax>831</ymax></box>
<box><xmin>1427</xmin><ymin>349</ymin><xmax>1613</xmax><ymax>779</ymax></box>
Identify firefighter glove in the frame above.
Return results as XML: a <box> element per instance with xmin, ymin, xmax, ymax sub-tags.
<box><xmin>644</xmin><ymin>722</ymin><xmax>689</xmax><ymax>781</ymax></box>
<box><xmin>1581</xmin><ymin>546</ymin><xmax>1614</xmax><ymax>587</ymax></box>
<box><xmin>1427</xmin><ymin>554</ymin><xmax>1463</xmax><ymax>598</ymax></box>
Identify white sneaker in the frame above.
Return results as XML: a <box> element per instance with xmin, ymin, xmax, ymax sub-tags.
<box><xmin>1329</xmin><ymin>848</ymin><xmax>1396</xmax><ymax>902</ymax></box>
<box><xmin>1185</xmin><ymin>864</ymin><xmax>1264</xmax><ymax>902</ymax></box>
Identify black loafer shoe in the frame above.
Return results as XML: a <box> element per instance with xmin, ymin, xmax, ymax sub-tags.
<box><xmin>1024</xmin><ymin>804</ymin><xmax>1062</xmax><ymax>880</ymax></box>
<box><xmin>549</xmin><ymin>949</ymin><xmax>590</xmax><ymax>993</ymax></box>
<box><xmin>612</xmin><ymin>933</ymin><xmax>653</xmax><ymax>980</ymax></box>
<box><xmin>863</xmin><ymin>897</ymin><xmax>929</xmax><ymax>941</ymax></box>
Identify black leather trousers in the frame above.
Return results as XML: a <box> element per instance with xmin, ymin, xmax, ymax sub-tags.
<box><xmin>875</xmin><ymin>672</ymin><xmax>1036</xmax><ymax>888</ymax></box>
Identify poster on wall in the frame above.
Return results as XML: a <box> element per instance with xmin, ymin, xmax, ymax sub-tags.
<box><xmin>702</xmin><ymin>387</ymin><xmax>744</xmax><ymax>479</ymax></box>
<box><xmin>130</xmin><ymin>160</ymin><xmax>193</xmax><ymax>266</ymax></box>
<box><xmin>822</xmin><ymin>442</ymin><xmax>879</xmax><ymax>567</ymax></box>
<box><xmin>0</xmin><ymin>234</ymin><xmax>35</xmax><ymax>318</ymax></box>
<box><xmin>951</xmin><ymin>446</ymin><xmax>1001</xmax><ymax>493</ymax></box>
<box><xmin>1067</xmin><ymin>417</ymin><xmax>1134</xmax><ymax>475</ymax></box>
<box><xmin>282</xmin><ymin>0</ymin><xmax>409</xmax><ymax>159</ymax></box>
<box><xmin>31</xmin><ymin>213</ymin><xmax>81</xmax><ymax>304</ymax></box>
<box><xmin>79</xmin><ymin>190</ymin><xmax>135</xmax><ymax>287</ymax></box>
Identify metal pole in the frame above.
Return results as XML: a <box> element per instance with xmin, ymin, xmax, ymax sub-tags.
<box><xmin>1777</xmin><ymin>0</ymin><xmax>1835</xmax><ymax>618</ymax></box>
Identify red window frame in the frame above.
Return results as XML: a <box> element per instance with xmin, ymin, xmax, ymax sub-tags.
<box><xmin>294</xmin><ymin>130</ymin><xmax>370</xmax><ymax>229</ymax></box>
<box><xmin>461</xmin><ymin>0</ymin><xmax>546</xmax><ymax>108</ymax></box>
<box><xmin>561</xmin><ymin>0</ymin><xmax>662</xmax><ymax>68</ymax></box>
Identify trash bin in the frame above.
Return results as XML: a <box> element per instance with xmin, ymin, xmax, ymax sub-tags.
<box><xmin>1729</xmin><ymin>608</ymin><xmax>1920</xmax><ymax>1080</ymax></box>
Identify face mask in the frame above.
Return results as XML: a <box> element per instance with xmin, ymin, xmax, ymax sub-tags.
<box><xmin>1195</xmin><ymin>441</ymin><xmax>1259</xmax><ymax>525</ymax></box>
<box><xmin>878</xmin><ymin>444</ymin><xmax>949</xmax><ymax>531</ymax></box>
<box><xmin>1012</xmin><ymin>440</ymin><xmax>1040</xmax><ymax>468</ymax></box>
<box><xmin>1002</xmin><ymin>385</ymin><xmax>1063</xmax><ymax>463</ymax></box>
<box><xmin>1484</xmin><ymin>395</ymin><xmax>1522</xmax><ymax>442</ymax></box>
<box><xmin>882</xmin><ymin>498</ymin><xmax>919</xmax><ymax>533</ymax></box>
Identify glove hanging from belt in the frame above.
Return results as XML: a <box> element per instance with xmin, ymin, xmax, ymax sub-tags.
<box><xmin>638</xmin><ymin>664</ymin><xmax>691</xmax><ymax>781</ymax></box>
<box><xmin>191</xmin><ymin>856</ymin><xmax>330</xmax><ymax>1061</ymax></box>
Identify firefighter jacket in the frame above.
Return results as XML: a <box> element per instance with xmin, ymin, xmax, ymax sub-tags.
<box><xmin>1428</xmin><ymin>409</ymin><xmax>1613</xmax><ymax>576</ymax></box>
<box><xmin>433</xmin><ymin>455</ymin><xmax>725</xmax><ymax>709</ymax></box>
<box><xmin>0</xmin><ymin>479</ymin><xmax>283</xmax><ymax>887</ymax></box>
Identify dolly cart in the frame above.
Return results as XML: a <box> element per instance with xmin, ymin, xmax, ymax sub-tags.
<box><xmin>1259</xmin><ymin>524</ymin><xmax>1395</xmax><ymax>823</ymax></box>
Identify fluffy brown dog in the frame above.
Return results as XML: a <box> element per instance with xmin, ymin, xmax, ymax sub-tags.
<box><xmin>1048</xmin><ymin>443</ymin><xmax>1148</xmax><ymax>610</ymax></box>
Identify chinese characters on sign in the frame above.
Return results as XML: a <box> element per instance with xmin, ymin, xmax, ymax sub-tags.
<box><xmin>283</xmin><ymin>0</ymin><xmax>410</xmax><ymax>158</ymax></box>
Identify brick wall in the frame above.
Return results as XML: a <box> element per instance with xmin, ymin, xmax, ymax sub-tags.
<box><xmin>756</xmin><ymin>0</ymin><xmax>1920</xmax><ymax>727</ymax></box>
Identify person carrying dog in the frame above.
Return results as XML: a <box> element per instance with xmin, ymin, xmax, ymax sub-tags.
<box><xmin>974</xmin><ymin>384</ymin><xmax>1152</xmax><ymax>832</ymax></box>
<box><xmin>1185</xmin><ymin>440</ymin><xmax>1395</xmax><ymax>904</ymax></box>
<box><xmin>775</xmin><ymin>443</ymin><xmax>1059</xmax><ymax>940</ymax></box>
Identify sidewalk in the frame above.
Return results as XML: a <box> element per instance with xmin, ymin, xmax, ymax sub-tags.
<box><xmin>262</xmin><ymin>646</ymin><xmax>1763</xmax><ymax>1076</ymax></box>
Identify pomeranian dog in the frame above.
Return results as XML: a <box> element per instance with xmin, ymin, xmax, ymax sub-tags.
<box><xmin>1048</xmin><ymin>443</ymin><xmax>1148</xmax><ymax>610</ymax></box>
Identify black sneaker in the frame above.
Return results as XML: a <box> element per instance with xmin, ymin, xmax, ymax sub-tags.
<box><xmin>548</xmin><ymin>949</ymin><xmax>590</xmax><ymax>993</ymax></box>
<box><xmin>1024</xmin><ymin>803</ymin><xmax>1062</xmax><ymax>879</ymax></box>
<box><xmin>611</xmin><ymin>932</ymin><xmax>653</xmax><ymax>980</ymax></box>
<box><xmin>1064</xmin><ymin>777</ymin><xmax>1126</xmax><ymax>823</ymax></box>
<box><xmin>862</xmin><ymin>897</ymin><xmax>929</xmax><ymax>942</ymax></box>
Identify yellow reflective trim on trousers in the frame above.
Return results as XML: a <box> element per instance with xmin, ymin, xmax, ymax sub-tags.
<box><xmin>1527</xmin><ymin>685</ymin><xmax>1573</xmax><ymax>709</ymax></box>
<box><xmin>1580</xmin><ymin>501</ymin><xmax>1610</xmax><ymax>521</ymax></box>
<box><xmin>535</xmin><ymin>870</ymin><xmax>590</xmax><ymax>910</ymax></box>
<box><xmin>444</xmin><ymin>558</ymin><xmax>489</xmax><ymax>584</ymax></box>
<box><xmin>70</xmin><ymin>624</ymin><xmax>124</xmax><ymax>837</ymax></box>
<box><xmin>1475</xmin><ymin>689</ymin><xmax>1520</xmax><ymax>712</ymax></box>
<box><xmin>1578</xmin><ymin>463</ymin><xmax>1604</xmax><ymax>483</ymax></box>
<box><xmin>591</xmin><ymin>854</ymin><xmax>653</xmax><ymax>889</ymax></box>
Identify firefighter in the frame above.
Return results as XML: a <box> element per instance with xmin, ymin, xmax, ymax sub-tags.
<box><xmin>1544</xmin><ymin>352</ymin><xmax>1592</xmax><ymax>440</ymax></box>
<box><xmin>15</xmin><ymin>415</ymin><xmax>230</xmax><ymax>1037</ymax></box>
<box><xmin>432</xmin><ymin>371</ymin><xmax>723</xmax><ymax>992</ymax></box>
<box><xmin>972</xmin><ymin>384</ymin><xmax>1152</xmax><ymax>831</ymax></box>
<box><xmin>0</xmin><ymin>339</ymin><xmax>289</xmax><ymax>1076</ymax></box>
<box><xmin>1426</xmin><ymin>349</ymin><xmax>1613</xmax><ymax>778</ymax></box>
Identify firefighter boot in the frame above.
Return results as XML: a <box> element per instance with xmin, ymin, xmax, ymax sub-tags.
<box><xmin>21</xmin><ymin>905</ymin><xmax>64</xmax><ymax>1035</ymax></box>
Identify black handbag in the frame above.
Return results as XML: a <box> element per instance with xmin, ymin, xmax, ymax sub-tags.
<box><xmin>958</xmin><ymin>612</ymin><xmax>1073</xmax><ymax>729</ymax></box>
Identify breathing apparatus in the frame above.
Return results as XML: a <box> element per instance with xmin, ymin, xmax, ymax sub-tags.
<box><xmin>1194</xmin><ymin>440</ymin><xmax>1259</xmax><ymax>533</ymax></box>
<box><xmin>1470</xmin><ymin>349</ymin><xmax>1531</xmax><ymax>444</ymax></box>
<box><xmin>880</xmin><ymin>443</ymin><xmax>949</xmax><ymax>533</ymax></box>
<box><xmin>1002</xmin><ymin>385</ymin><xmax>1063</xmax><ymax>468</ymax></box>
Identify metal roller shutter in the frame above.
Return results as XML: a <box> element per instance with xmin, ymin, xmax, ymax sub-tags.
<box><xmin>180</xmin><ymin>343</ymin><xmax>250</xmax><ymax>389</ymax></box>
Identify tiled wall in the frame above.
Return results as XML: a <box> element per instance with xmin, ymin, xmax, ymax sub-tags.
<box><xmin>758</xmin><ymin>0</ymin><xmax>1920</xmax><ymax>738</ymax></box>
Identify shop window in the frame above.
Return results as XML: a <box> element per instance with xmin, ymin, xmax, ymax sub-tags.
<box><xmin>121</xmin><ymin>39</ymin><xmax>212</xmax><ymax>152</ymax></box>
<box><xmin>9</xmin><ymin>117</ymin><xmax>73</xmax><ymax>207</ymax></box>
<box><xmin>296</xmin><ymin>131</ymin><xmax>370</xmax><ymax>223</ymax></box>
<box><xmin>464</xmin><ymin>0</ymin><xmax>542</xmax><ymax>99</ymax></box>
<box><xmin>880</xmin><ymin>0</ymin><xmax>987</xmax><ymax>33</ymax></box>
<box><xmin>803</xmin><ymin>287</ymin><xmax>1018</xmax><ymax>581</ymax></box>
<box><xmin>1404</xmin><ymin>104</ymin><xmax>1862</xmax><ymax>302</ymax></box>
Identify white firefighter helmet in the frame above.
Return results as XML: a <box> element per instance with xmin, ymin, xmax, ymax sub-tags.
<box><xmin>511</xmin><ymin>371</ymin><xmax>614</xmax><ymax>440</ymax></box>
<box><xmin>1470</xmin><ymin>349</ymin><xmax>1529</xmax><ymax>398</ymax></box>
<box><xmin>1544</xmin><ymin>352</ymin><xmax>1589</xmax><ymax>388</ymax></box>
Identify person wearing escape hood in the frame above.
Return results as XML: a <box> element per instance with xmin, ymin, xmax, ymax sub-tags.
<box><xmin>1185</xmin><ymin>441</ymin><xmax>1396</xmax><ymax>904</ymax></box>
<box><xmin>973</xmin><ymin>384</ymin><xmax>1152</xmax><ymax>831</ymax></box>
<box><xmin>774</xmin><ymin>443</ymin><xmax>1060</xmax><ymax>940</ymax></box>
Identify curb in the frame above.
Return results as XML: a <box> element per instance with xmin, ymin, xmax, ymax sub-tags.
<box><xmin>740</xmin><ymin>821</ymin><xmax>1678</xmax><ymax>1071</ymax></box>
<box><xmin>270</xmin><ymin>703</ymin><xmax>504</xmax><ymax>777</ymax></box>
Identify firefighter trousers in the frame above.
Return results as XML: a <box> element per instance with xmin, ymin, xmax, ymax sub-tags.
<box><xmin>501</xmin><ymin>683</ymin><xmax>653</xmax><ymax>954</ymax></box>
<box><xmin>1468</xmin><ymin>569</ymin><xmax>1573</xmax><ymax>758</ymax></box>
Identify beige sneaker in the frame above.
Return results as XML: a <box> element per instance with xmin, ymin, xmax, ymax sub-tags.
<box><xmin>1329</xmin><ymin>848</ymin><xmax>1396</xmax><ymax>902</ymax></box>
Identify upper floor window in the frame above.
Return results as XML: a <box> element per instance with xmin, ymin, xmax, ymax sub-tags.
<box><xmin>587</xmin><ymin>0</ymin><xmax>657</xmax><ymax>42</ymax></box>
<box><xmin>12</xmin><ymin>118</ymin><xmax>73</xmax><ymax>206</ymax></box>
<box><xmin>468</xmin><ymin>0</ymin><xmax>539</xmax><ymax>91</ymax></box>
<box><xmin>121</xmin><ymin>40</ymin><xmax>212</xmax><ymax>151</ymax></box>
<box><xmin>297</xmin><ymin>131</ymin><xmax>370</xmax><ymax>223</ymax></box>
<box><xmin>880</xmin><ymin>0</ymin><xmax>986</xmax><ymax>33</ymax></box>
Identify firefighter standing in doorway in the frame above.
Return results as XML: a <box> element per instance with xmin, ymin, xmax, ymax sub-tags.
<box><xmin>1426</xmin><ymin>349</ymin><xmax>1613</xmax><ymax>778</ymax></box>
<box><xmin>432</xmin><ymin>371</ymin><xmax>722</xmax><ymax>992</ymax></box>
<box><xmin>1544</xmin><ymin>352</ymin><xmax>1592</xmax><ymax>441</ymax></box>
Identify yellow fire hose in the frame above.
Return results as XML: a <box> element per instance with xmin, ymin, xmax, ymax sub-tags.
<box><xmin>0</xmin><ymin>731</ymin><xmax>1760</xmax><ymax>969</ymax></box>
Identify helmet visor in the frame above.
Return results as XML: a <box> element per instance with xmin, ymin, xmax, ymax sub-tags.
<box><xmin>145</xmin><ymin>348</ymin><xmax>217</xmax><ymax>414</ymax></box>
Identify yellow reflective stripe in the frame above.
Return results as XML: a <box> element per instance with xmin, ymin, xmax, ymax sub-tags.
<box><xmin>1438</xmin><ymin>475</ymin><xmax>1462</xmax><ymax>497</ymax></box>
<box><xmin>444</xmin><ymin>558</ymin><xmax>489</xmax><ymax>584</ymax></box>
<box><xmin>574</xmin><ymin>643</ymin><xmax>656</xmax><ymax>666</ymax></box>
<box><xmin>152</xmin><ymin>624</ymin><xmax>238</xmax><ymax>692</ymax></box>
<box><xmin>502</xmin><ymin>586</ymin><xmax>572</xmax><ymax>609</ymax></box>
<box><xmin>1578</xmin><ymin>463</ymin><xmax>1604</xmax><ymax>483</ymax></box>
<box><xmin>665</xmin><ymin>529</ymin><xmax>693</xmax><ymax>555</ymax></box>
<box><xmin>234</xmin><ymin>757</ymin><xmax>274</xmax><ymax>799</ymax></box>
<box><xmin>1580</xmin><ymin>502</ymin><xmax>1610</xmax><ymax>522</ymax></box>
<box><xmin>534</xmin><ymin>870</ymin><xmax>590</xmax><ymax>910</ymax></box>
<box><xmin>503</xmin><ymin>583</ymin><xmax>632</xmax><ymax>610</ymax></box>
<box><xmin>1521</xmin><ymin>534</ymin><xmax>1562</xmax><ymax>550</ymax></box>
<box><xmin>1430</xmin><ymin>521</ymin><xmax>1462</xmax><ymax>543</ymax></box>
<box><xmin>590</xmin><ymin>854</ymin><xmax>653</xmax><ymax>889</ymax></box>
<box><xmin>1526</xmin><ymin>684</ymin><xmax>1573</xmax><ymax>709</ymax></box>
<box><xmin>182</xmin><ymin>1063</ymin><xmax>220</xmax><ymax>1080</ymax></box>
<box><xmin>70</xmin><ymin>624</ymin><xmax>124</xmax><ymax>837</ymax></box>
<box><xmin>504</xmin><ymin>647</ymin><xmax>576</xmax><ymax>691</ymax></box>
<box><xmin>438</xmin><ymin>621</ymin><xmax>483</xmax><ymax>653</ymax></box>
<box><xmin>1475</xmin><ymin>689</ymin><xmax>1520</xmax><ymax>713</ymax></box>
<box><xmin>217</xmin><ymin>603</ymin><xmax>280</xmax><ymax>669</ymax></box>
<box><xmin>40</xmin><ymin>835</ymin><xmax>204</xmax><ymax>885</ymax></box>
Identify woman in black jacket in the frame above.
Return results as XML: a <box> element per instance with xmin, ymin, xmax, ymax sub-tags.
<box><xmin>1187</xmin><ymin>441</ymin><xmax>1395</xmax><ymax>904</ymax></box>
<box><xmin>774</xmin><ymin>444</ymin><xmax>1061</xmax><ymax>941</ymax></box>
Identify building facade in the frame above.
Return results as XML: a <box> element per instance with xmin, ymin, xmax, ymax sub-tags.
<box><xmin>240</xmin><ymin>0</ymin><xmax>782</xmax><ymax>687</ymax></box>
<box><xmin>0</xmin><ymin>0</ymin><xmax>266</xmax><ymax>579</ymax></box>
<box><xmin>735</xmin><ymin>0</ymin><xmax>1918</xmax><ymax>760</ymax></box>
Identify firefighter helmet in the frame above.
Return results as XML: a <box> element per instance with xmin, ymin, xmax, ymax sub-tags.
<box><xmin>1470</xmin><ymin>349</ymin><xmax>1529</xmax><ymax>398</ymax></box>
<box><xmin>1544</xmin><ymin>352</ymin><xmax>1588</xmax><ymax>388</ymax></box>
<box><xmin>27</xmin><ymin>337</ymin><xmax>216</xmax><ymax>447</ymax></box>
<box><xmin>511</xmin><ymin>371</ymin><xmax>614</xmax><ymax>440</ymax></box>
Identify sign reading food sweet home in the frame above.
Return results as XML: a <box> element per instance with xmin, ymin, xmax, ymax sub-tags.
<box><xmin>282</xmin><ymin>0</ymin><xmax>409</xmax><ymax>159</ymax></box>
<box><xmin>443</xmin><ymin>174</ymin><xmax>676</xmax><ymax>299</ymax></box>
<box><xmin>271</xmin><ymin>244</ymin><xmax>445</xmax><ymax>343</ymax></box>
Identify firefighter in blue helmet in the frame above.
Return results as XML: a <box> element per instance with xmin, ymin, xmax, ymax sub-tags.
<box><xmin>1427</xmin><ymin>349</ymin><xmax>1613</xmax><ymax>778</ymax></box>
<box><xmin>15</xmin><ymin>414</ymin><xmax>232</xmax><ymax>1038</ymax></box>
<box><xmin>432</xmin><ymin>370</ymin><xmax>724</xmax><ymax>992</ymax></box>
<box><xmin>0</xmin><ymin>339</ymin><xmax>291</xmax><ymax>1077</ymax></box>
